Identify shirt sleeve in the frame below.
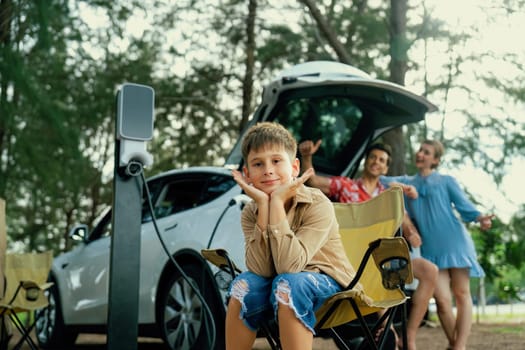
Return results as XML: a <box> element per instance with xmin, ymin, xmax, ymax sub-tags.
<box><xmin>380</xmin><ymin>175</ymin><xmax>410</xmax><ymax>186</ymax></box>
<box><xmin>267</xmin><ymin>194</ymin><xmax>336</xmax><ymax>274</ymax></box>
<box><xmin>242</xmin><ymin>203</ymin><xmax>275</xmax><ymax>277</ymax></box>
<box><xmin>329</xmin><ymin>176</ymin><xmax>354</xmax><ymax>201</ymax></box>
<box><xmin>446</xmin><ymin>175</ymin><xmax>481</xmax><ymax>222</ymax></box>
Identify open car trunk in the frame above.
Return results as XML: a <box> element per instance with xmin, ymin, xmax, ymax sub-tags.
<box><xmin>225</xmin><ymin>61</ymin><xmax>437</xmax><ymax>178</ymax></box>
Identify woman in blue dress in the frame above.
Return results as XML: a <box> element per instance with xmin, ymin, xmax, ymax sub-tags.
<box><xmin>381</xmin><ymin>140</ymin><xmax>493</xmax><ymax>350</ymax></box>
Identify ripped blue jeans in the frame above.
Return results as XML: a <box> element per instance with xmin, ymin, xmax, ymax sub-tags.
<box><xmin>227</xmin><ymin>271</ymin><xmax>342</xmax><ymax>334</ymax></box>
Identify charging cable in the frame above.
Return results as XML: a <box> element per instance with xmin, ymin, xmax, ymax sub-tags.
<box><xmin>136</xmin><ymin>166</ymin><xmax>216</xmax><ymax>349</ymax></box>
<box><xmin>206</xmin><ymin>194</ymin><xmax>250</xmax><ymax>249</ymax></box>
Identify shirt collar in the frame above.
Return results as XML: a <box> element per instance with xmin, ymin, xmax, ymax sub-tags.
<box><xmin>355</xmin><ymin>177</ymin><xmax>385</xmax><ymax>192</ymax></box>
<box><xmin>293</xmin><ymin>184</ymin><xmax>314</xmax><ymax>205</ymax></box>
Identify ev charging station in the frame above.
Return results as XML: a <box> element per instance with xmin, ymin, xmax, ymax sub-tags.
<box><xmin>108</xmin><ymin>83</ymin><xmax>154</xmax><ymax>350</ymax></box>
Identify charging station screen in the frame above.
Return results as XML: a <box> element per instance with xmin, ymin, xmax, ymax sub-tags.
<box><xmin>118</xmin><ymin>84</ymin><xmax>154</xmax><ymax>140</ymax></box>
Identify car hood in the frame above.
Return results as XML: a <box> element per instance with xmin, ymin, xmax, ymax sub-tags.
<box><xmin>225</xmin><ymin>61</ymin><xmax>437</xmax><ymax>176</ymax></box>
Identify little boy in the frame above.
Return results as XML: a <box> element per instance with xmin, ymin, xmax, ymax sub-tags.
<box><xmin>227</xmin><ymin>122</ymin><xmax>357</xmax><ymax>350</ymax></box>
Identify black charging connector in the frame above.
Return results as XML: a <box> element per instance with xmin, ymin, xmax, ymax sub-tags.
<box><xmin>125</xmin><ymin>160</ymin><xmax>144</xmax><ymax>177</ymax></box>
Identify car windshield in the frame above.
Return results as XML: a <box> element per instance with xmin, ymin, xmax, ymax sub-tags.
<box><xmin>142</xmin><ymin>172</ymin><xmax>237</xmax><ymax>222</ymax></box>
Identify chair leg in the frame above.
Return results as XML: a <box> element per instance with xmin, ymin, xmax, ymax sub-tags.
<box><xmin>12</xmin><ymin>319</ymin><xmax>38</xmax><ymax>350</ymax></box>
<box><xmin>349</xmin><ymin>299</ymin><xmax>379</xmax><ymax>350</ymax></box>
<box><xmin>369</xmin><ymin>307</ymin><xmax>396</xmax><ymax>350</ymax></box>
<box><xmin>8</xmin><ymin>313</ymin><xmax>38</xmax><ymax>350</ymax></box>
<box><xmin>378</xmin><ymin>308</ymin><xmax>396</xmax><ymax>350</ymax></box>
<box><xmin>0</xmin><ymin>315</ymin><xmax>12</xmax><ymax>350</ymax></box>
<box><xmin>260</xmin><ymin>321</ymin><xmax>281</xmax><ymax>350</ymax></box>
<box><xmin>329</xmin><ymin>327</ymin><xmax>352</xmax><ymax>350</ymax></box>
<box><xmin>399</xmin><ymin>302</ymin><xmax>408</xmax><ymax>350</ymax></box>
<box><xmin>346</xmin><ymin>303</ymin><xmax>401</xmax><ymax>350</ymax></box>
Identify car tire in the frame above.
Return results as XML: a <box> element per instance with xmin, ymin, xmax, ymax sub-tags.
<box><xmin>35</xmin><ymin>282</ymin><xmax>78</xmax><ymax>349</ymax></box>
<box><xmin>158</xmin><ymin>262</ymin><xmax>225</xmax><ymax>350</ymax></box>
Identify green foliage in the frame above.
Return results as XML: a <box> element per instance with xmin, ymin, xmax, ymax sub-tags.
<box><xmin>1</xmin><ymin>0</ymin><xmax>524</xmax><ymax>264</ymax></box>
<box><xmin>1</xmin><ymin>0</ymin><xmax>91</xmax><ymax>252</ymax></box>
<box><xmin>506</xmin><ymin>204</ymin><xmax>525</xmax><ymax>268</ymax></box>
<box><xmin>470</xmin><ymin>217</ymin><xmax>506</xmax><ymax>282</ymax></box>
<box><xmin>471</xmin><ymin>211</ymin><xmax>525</xmax><ymax>299</ymax></box>
<box><xmin>495</xmin><ymin>280</ymin><xmax>520</xmax><ymax>303</ymax></box>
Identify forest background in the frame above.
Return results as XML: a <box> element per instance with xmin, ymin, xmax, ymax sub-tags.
<box><xmin>1</xmin><ymin>0</ymin><xmax>524</xmax><ymax>304</ymax></box>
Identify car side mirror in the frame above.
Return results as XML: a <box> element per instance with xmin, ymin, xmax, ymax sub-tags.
<box><xmin>68</xmin><ymin>224</ymin><xmax>89</xmax><ymax>242</ymax></box>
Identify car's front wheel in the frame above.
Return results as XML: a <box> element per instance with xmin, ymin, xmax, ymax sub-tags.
<box><xmin>35</xmin><ymin>282</ymin><xmax>78</xmax><ymax>349</ymax></box>
<box><xmin>158</xmin><ymin>262</ymin><xmax>225</xmax><ymax>350</ymax></box>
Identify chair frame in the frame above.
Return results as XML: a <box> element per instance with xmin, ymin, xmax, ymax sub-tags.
<box><xmin>315</xmin><ymin>237</ymin><xmax>411</xmax><ymax>350</ymax></box>
<box><xmin>0</xmin><ymin>283</ymin><xmax>40</xmax><ymax>350</ymax></box>
<box><xmin>0</xmin><ymin>252</ymin><xmax>53</xmax><ymax>350</ymax></box>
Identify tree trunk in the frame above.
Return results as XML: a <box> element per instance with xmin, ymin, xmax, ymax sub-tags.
<box><xmin>384</xmin><ymin>0</ymin><xmax>409</xmax><ymax>175</ymax></box>
<box><xmin>0</xmin><ymin>0</ymin><xmax>12</xmax><ymax>197</ymax></box>
<box><xmin>299</xmin><ymin>0</ymin><xmax>353</xmax><ymax>64</ymax></box>
<box><xmin>240</xmin><ymin>0</ymin><xmax>257</xmax><ymax>132</ymax></box>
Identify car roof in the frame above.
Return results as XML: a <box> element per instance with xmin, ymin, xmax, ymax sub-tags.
<box><xmin>225</xmin><ymin>61</ymin><xmax>437</xmax><ymax>177</ymax></box>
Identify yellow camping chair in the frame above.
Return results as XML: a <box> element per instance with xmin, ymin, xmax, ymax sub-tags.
<box><xmin>314</xmin><ymin>187</ymin><xmax>413</xmax><ymax>349</ymax></box>
<box><xmin>0</xmin><ymin>251</ymin><xmax>53</xmax><ymax>350</ymax></box>
<box><xmin>202</xmin><ymin>186</ymin><xmax>412</xmax><ymax>350</ymax></box>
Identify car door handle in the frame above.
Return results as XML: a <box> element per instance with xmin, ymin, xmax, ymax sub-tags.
<box><xmin>165</xmin><ymin>223</ymin><xmax>178</xmax><ymax>231</ymax></box>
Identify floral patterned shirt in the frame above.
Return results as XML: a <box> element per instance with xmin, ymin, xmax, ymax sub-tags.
<box><xmin>329</xmin><ymin>177</ymin><xmax>385</xmax><ymax>203</ymax></box>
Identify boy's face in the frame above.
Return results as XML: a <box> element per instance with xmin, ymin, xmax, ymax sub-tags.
<box><xmin>363</xmin><ymin>149</ymin><xmax>389</xmax><ymax>178</ymax></box>
<box><xmin>243</xmin><ymin>145</ymin><xmax>300</xmax><ymax>195</ymax></box>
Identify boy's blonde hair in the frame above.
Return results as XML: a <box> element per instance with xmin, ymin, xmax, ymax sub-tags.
<box><xmin>241</xmin><ymin>122</ymin><xmax>297</xmax><ymax>162</ymax></box>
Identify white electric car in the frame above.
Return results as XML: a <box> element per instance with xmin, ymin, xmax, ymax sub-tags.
<box><xmin>35</xmin><ymin>61</ymin><xmax>436</xmax><ymax>350</ymax></box>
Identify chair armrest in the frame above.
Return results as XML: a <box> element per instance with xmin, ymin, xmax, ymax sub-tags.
<box><xmin>11</xmin><ymin>280</ymin><xmax>54</xmax><ymax>302</ymax></box>
<box><xmin>370</xmin><ymin>237</ymin><xmax>414</xmax><ymax>289</ymax></box>
<box><xmin>201</xmin><ymin>249</ymin><xmax>241</xmax><ymax>279</ymax></box>
<box><xmin>20</xmin><ymin>280</ymin><xmax>53</xmax><ymax>290</ymax></box>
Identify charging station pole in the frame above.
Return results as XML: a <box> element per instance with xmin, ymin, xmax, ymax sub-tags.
<box><xmin>107</xmin><ymin>83</ymin><xmax>154</xmax><ymax>350</ymax></box>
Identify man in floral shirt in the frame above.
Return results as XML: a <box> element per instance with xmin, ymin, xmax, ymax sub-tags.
<box><xmin>299</xmin><ymin>140</ymin><xmax>416</xmax><ymax>201</ymax></box>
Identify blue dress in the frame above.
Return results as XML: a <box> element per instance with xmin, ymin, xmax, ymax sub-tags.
<box><xmin>381</xmin><ymin>172</ymin><xmax>485</xmax><ymax>277</ymax></box>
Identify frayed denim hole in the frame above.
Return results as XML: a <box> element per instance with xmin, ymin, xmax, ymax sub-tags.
<box><xmin>275</xmin><ymin>279</ymin><xmax>291</xmax><ymax>305</ymax></box>
<box><xmin>274</xmin><ymin>278</ymin><xmax>314</xmax><ymax>334</ymax></box>
<box><xmin>230</xmin><ymin>279</ymin><xmax>249</xmax><ymax>316</ymax></box>
<box><xmin>274</xmin><ymin>279</ymin><xmax>307</xmax><ymax>317</ymax></box>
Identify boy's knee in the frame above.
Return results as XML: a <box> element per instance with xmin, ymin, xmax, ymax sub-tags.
<box><xmin>230</xmin><ymin>279</ymin><xmax>249</xmax><ymax>300</ymax></box>
<box><xmin>275</xmin><ymin>279</ymin><xmax>291</xmax><ymax>304</ymax></box>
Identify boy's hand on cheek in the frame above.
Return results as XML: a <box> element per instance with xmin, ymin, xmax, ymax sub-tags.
<box><xmin>232</xmin><ymin>170</ymin><xmax>269</xmax><ymax>204</ymax></box>
<box><xmin>297</xmin><ymin>167</ymin><xmax>314</xmax><ymax>184</ymax></box>
<box><xmin>270</xmin><ymin>168</ymin><xmax>314</xmax><ymax>203</ymax></box>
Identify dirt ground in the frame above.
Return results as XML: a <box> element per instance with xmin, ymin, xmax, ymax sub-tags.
<box><xmin>413</xmin><ymin>322</ymin><xmax>525</xmax><ymax>350</ymax></box>
<box><xmin>8</xmin><ymin>321</ymin><xmax>525</xmax><ymax>349</ymax></box>
<box><xmin>264</xmin><ymin>322</ymin><xmax>525</xmax><ymax>350</ymax></box>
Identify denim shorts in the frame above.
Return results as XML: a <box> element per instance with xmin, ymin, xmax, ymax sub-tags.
<box><xmin>227</xmin><ymin>271</ymin><xmax>342</xmax><ymax>334</ymax></box>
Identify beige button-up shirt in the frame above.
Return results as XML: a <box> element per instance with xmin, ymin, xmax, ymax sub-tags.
<box><xmin>241</xmin><ymin>185</ymin><xmax>356</xmax><ymax>288</ymax></box>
